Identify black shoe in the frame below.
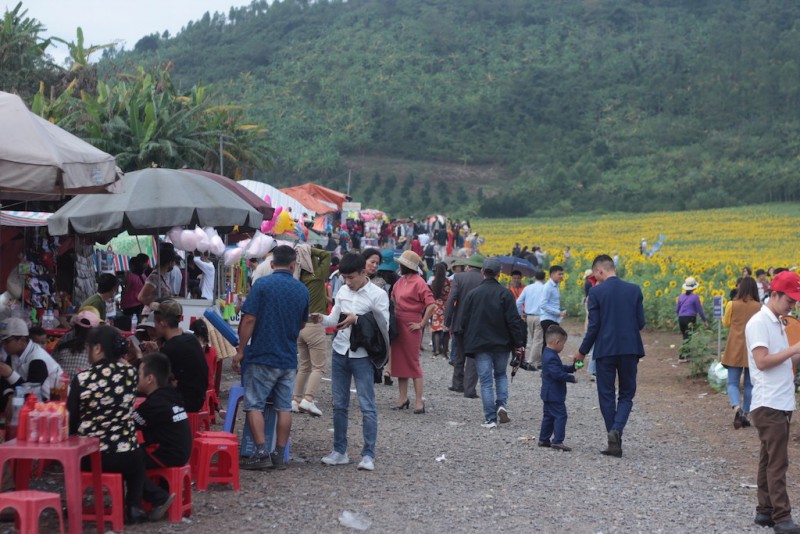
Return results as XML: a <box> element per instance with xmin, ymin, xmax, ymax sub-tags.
<box><xmin>126</xmin><ymin>506</ymin><xmax>148</xmax><ymax>524</ymax></box>
<box><xmin>551</xmin><ymin>443</ymin><xmax>572</xmax><ymax>452</ymax></box>
<box><xmin>519</xmin><ymin>361</ymin><xmax>530</xmax><ymax>370</ymax></box>
<box><xmin>240</xmin><ymin>452</ymin><xmax>272</xmax><ymax>470</ymax></box>
<box><xmin>741</xmin><ymin>414</ymin><xmax>751</xmax><ymax>428</ymax></box>
<box><xmin>448</xmin><ymin>386</ymin><xmax>464</xmax><ymax>393</ymax></box>
<box><xmin>391</xmin><ymin>399</ymin><xmax>410</xmax><ymax>410</ymax></box>
<box><xmin>537</xmin><ymin>440</ymin><xmax>551</xmax><ymax>448</ymax></box>
<box><xmin>383</xmin><ymin>375</ymin><xmax>393</xmax><ymax>386</ymax></box>
<box><xmin>754</xmin><ymin>512</ymin><xmax>775</xmax><ymax>528</ymax></box>
<box><xmin>148</xmin><ymin>493</ymin><xmax>175</xmax><ymax>521</ymax></box>
<box><xmin>269</xmin><ymin>452</ymin><xmax>288</xmax><ymax>470</ymax></box>
<box><xmin>601</xmin><ymin>430</ymin><xmax>622</xmax><ymax>457</ymax></box>
<box><xmin>464</xmin><ymin>393</ymin><xmax>479</xmax><ymax>399</ymax></box>
<box><xmin>413</xmin><ymin>402</ymin><xmax>425</xmax><ymax>414</ymax></box>
<box><xmin>773</xmin><ymin>520</ymin><xmax>800</xmax><ymax>534</ymax></box>
<box><xmin>734</xmin><ymin>408</ymin><xmax>743</xmax><ymax>430</ymax></box>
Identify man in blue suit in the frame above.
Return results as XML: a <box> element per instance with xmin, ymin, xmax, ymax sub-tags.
<box><xmin>574</xmin><ymin>254</ymin><xmax>645</xmax><ymax>458</ymax></box>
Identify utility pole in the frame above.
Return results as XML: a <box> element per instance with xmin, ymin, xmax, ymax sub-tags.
<box><xmin>347</xmin><ymin>169</ymin><xmax>351</xmax><ymax>195</ymax></box>
<box><xmin>219</xmin><ymin>135</ymin><xmax>224</xmax><ymax>177</ymax></box>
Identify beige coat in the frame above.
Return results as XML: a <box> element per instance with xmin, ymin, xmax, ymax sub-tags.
<box><xmin>721</xmin><ymin>299</ymin><xmax>762</xmax><ymax>368</ymax></box>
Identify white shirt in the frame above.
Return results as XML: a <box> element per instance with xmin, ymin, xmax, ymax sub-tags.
<box><xmin>322</xmin><ymin>279</ymin><xmax>389</xmax><ymax>359</ymax></box>
<box><xmin>193</xmin><ymin>257</ymin><xmax>215</xmax><ymax>300</ymax></box>
<box><xmin>8</xmin><ymin>341</ymin><xmax>62</xmax><ymax>400</ymax></box>
<box><xmin>746</xmin><ymin>305</ymin><xmax>796</xmax><ymax>412</ymax></box>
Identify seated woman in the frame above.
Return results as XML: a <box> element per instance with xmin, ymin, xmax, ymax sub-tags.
<box><xmin>67</xmin><ymin>325</ymin><xmax>173</xmax><ymax>524</ymax></box>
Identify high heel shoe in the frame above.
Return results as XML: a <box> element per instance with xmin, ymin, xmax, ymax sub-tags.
<box><xmin>383</xmin><ymin>375</ymin><xmax>394</xmax><ymax>386</ymax></box>
<box><xmin>413</xmin><ymin>402</ymin><xmax>426</xmax><ymax>414</ymax></box>
<box><xmin>392</xmin><ymin>399</ymin><xmax>410</xmax><ymax>410</ymax></box>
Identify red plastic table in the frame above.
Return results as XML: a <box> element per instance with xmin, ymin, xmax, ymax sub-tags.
<box><xmin>0</xmin><ymin>436</ymin><xmax>104</xmax><ymax>533</ymax></box>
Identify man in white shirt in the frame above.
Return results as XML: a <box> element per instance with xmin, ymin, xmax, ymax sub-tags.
<box><xmin>193</xmin><ymin>252</ymin><xmax>216</xmax><ymax>300</ymax></box>
<box><xmin>312</xmin><ymin>253</ymin><xmax>389</xmax><ymax>472</ymax></box>
<box><xmin>745</xmin><ymin>270</ymin><xmax>800</xmax><ymax>533</ymax></box>
<box><xmin>516</xmin><ymin>269</ymin><xmax>546</xmax><ymax>370</ymax></box>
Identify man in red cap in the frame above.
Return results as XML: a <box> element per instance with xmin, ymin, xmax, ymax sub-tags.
<box><xmin>745</xmin><ymin>270</ymin><xmax>800</xmax><ymax>533</ymax></box>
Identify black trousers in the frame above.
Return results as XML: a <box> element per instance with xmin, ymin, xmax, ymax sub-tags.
<box><xmin>678</xmin><ymin>316</ymin><xmax>696</xmax><ymax>341</ymax></box>
<box><xmin>540</xmin><ymin>320</ymin><xmax>559</xmax><ymax>354</ymax></box>
<box><xmin>82</xmin><ymin>449</ymin><xmax>144</xmax><ymax>508</ymax></box>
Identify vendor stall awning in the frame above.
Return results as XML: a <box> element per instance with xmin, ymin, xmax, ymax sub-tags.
<box><xmin>0</xmin><ymin>210</ymin><xmax>52</xmax><ymax>227</ymax></box>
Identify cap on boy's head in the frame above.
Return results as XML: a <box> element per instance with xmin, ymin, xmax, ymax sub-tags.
<box><xmin>150</xmin><ymin>298</ymin><xmax>183</xmax><ymax>320</ymax></box>
<box><xmin>0</xmin><ymin>317</ymin><xmax>28</xmax><ymax>340</ymax></box>
<box><xmin>770</xmin><ymin>271</ymin><xmax>800</xmax><ymax>300</ymax></box>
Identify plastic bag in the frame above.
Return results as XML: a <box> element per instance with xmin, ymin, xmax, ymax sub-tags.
<box><xmin>707</xmin><ymin>360</ymin><xmax>728</xmax><ymax>393</ymax></box>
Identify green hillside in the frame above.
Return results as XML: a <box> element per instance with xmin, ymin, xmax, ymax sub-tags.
<box><xmin>105</xmin><ymin>0</ymin><xmax>800</xmax><ymax>217</ymax></box>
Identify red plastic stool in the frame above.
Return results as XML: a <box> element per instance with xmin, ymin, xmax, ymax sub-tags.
<box><xmin>0</xmin><ymin>490</ymin><xmax>65</xmax><ymax>534</ymax></box>
<box><xmin>194</xmin><ymin>437</ymin><xmax>240</xmax><ymax>491</ymax></box>
<box><xmin>191</xmin><ymin>432</ymin><xmax>238</xmax><ymax>478</ymax></box>
<box><xmin>144</xmin><ymin>465</ymin><xmax>192</xmax><ymax>522</ymax></box>
<box><xmin>187</xmin><ymin>411</ymin><xmax>211</xmax><ymax>437</ymax></box>
<box><xmin>204</xmin><ymin>389</ymin><xmax>220</xmax><ymax>424</ymax></box>
<box><xmin>80</xmin><ymin>472</ymin><xmax>124</xmax><ymax>532</ymax></box>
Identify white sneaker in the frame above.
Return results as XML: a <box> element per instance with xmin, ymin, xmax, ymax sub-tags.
<box><xmin>291</xmin><ymin>400</ymin><xmax>300</xmax><ymax>413</ymax></box>
<box><xmin>481</xmin><ymin>420</ymin><xmax>497</xmax><ymax>429</ymax></box>
<box><xmin>497</xmin><ymin>406</ymin><xmax>510</xmax><ymax>424</ymax></box>
<box><xmin>321</xmin><ymin>451</ymin><xmax>350</xmax><ymax>465</ymax></box>
<box><xmin>299</xmin><ymin>398</ymin><xmax>323</xmax><ymax>417</ymax></box>
<box><xmin>357</xmin><ymin>456</ymin><xmax>374</xmax><ymax>471</ymax></box>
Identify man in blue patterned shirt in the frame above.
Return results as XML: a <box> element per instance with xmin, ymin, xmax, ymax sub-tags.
<box><xmin>234</xmin><ymin>245</ymin><xmax>309</xmax><ymax>470</ymax></box>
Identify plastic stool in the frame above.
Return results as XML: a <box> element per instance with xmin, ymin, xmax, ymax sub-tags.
<box><xmin>193</xmin><ymin>437</ymin><xmax>240</xmax><ymax>491</ymax></box>
<box><xmin>187</xmin><ymin>411</ymin><xmax>211</xmax><ymax>437</ymax></box>
<box><xmin>204</xmin><ymin>389</ymin><xmax>220</xmax><ymax>424</ymax></box>
<box><xmin>144</xmin><ymin>465</ymin><xmax>192</xmax><ymax>522</ymax></box>
<box><xmin>80</xmin><ymin>472</ymin><xmax>124</xmax><ymax>532</ymax></box>
<box><xmin>191</xmin><ymin>432</ymin><xmax>237</xmax><ymax>478</ymax></box>
<box><xmin>222</xmin><ymin>384</ymin><xmax>245</xmax><ymax>433</ymax></box>
<box><xmin>0</xmin><ymin>490</ymin><xmax>65</xmax><ymax>534</ymax></box>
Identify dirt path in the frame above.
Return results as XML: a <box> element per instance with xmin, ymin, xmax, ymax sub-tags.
<box><xmin>75</xmin><ymin>320</ymin><xmax>800</xmax><ymax>532</ymax></box>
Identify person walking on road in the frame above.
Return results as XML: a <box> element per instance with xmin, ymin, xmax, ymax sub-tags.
<box><xmin>573</xmin><ymin>254</ymin><xmax>645</xmax><ymax>458</ymax></box>
<box><xmin>459</xmin><ymin>257</ymin><xmax>526</xmax><ymax>429</ymax></box>
<box><xmin>445</xmin><ymin>254</ymin><xmax>485</xmax><ymax>398</ymax></box>
<box><xmin>744</xmin><ymin>270</ymin><xmax>800</xmax><ymax>533</ymax></box>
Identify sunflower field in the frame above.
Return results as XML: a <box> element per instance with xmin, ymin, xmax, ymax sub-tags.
<box><xmin>475</xmin><ymin>203</ymin><xmax>800</xmax><ymax>331</ymax></box>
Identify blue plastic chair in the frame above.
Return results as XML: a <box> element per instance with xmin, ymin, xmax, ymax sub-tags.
<box><xmin>225</xmin><ymin>383</ymin><xmax>290</xmax><ymax>462</ymax></box>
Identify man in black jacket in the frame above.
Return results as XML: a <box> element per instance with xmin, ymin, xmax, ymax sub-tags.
<box><xmin>459</xmin><ymin>257</ymin><xmax>527</xmax><ymax>429</ymax></box>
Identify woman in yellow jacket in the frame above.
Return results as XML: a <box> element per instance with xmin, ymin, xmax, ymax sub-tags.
<box><xmin>721</xmin><ymin>277</ymin><xmax>761</xmax><ymax>429</ymax></box>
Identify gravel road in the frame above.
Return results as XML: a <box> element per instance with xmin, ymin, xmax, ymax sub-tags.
<box><xmin>27</xmin><ymin>319</ymin><xmax>796</xmax><ymax>533</ymax></box>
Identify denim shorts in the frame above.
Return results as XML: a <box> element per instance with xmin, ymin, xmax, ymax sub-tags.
<box><xmin>242</xmin><ymin>363</ymin><xmax>297</xmax><ymax>412</ymax></box>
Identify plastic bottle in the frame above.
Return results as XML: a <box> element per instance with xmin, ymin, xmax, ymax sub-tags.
<box><xmin>28</xmin><ymin>402</ymin><xmax>40</xmax><ymax>443</ymax></box>
<box><xmin>130</xmin><ymin>314</ymin><xmax>138</xmax><ymax>333</ymax></box>
<box><xmin>17</xmin><ymin>394</ymin><xmax>36</xmax><ymax>441</ymax></box>
<box><xmin>36</xmin><ymin>402</ymin><xmax>50</xmax><ymax>444</ymax></box>
<box><xmin>49</xmin><ymin>405</ymin><xmax>63</xmax><ymax>443</ymax></box>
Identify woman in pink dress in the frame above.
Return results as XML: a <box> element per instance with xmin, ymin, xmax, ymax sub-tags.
<box><xmin>391</xmin><ymin>251</ymin><xmax>435</xmax><ymax>414</ymax></box>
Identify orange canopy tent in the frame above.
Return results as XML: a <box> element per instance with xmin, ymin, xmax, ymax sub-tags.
<box><xmin>280</xmin><ymin>183</ymin><xmax>351</xmax><ymax>232</ymax></box>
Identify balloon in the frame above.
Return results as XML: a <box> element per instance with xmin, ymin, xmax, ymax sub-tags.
<box><xmin>223</xmin><ymin>247</ymin><xmax>244</xmax><ymax>266</ymax></box>
<box><xmin>261</xmin><ymin>206</ymin><xmax>282</xmax><ymax>234</ymax></box>
<box><xmin>274</xmin><ymin>209</ymin><xmax>295</xmax><ymax>234</ymax></box>
<box><xmin>167</xmin><ymin>227</ymin><xmax>184</xmax><ymax>250</ymax></box>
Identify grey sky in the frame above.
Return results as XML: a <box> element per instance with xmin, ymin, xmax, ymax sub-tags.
<box><xmin>4</xmin><ymin>0</ymin><xmax>243</xmax><ymax>64</ymax></box>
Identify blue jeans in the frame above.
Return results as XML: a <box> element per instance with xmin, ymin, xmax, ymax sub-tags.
<box><xmin>474</xmin><ymin>352</ymin><xmax>509</xmax><ymax>423</ymax></box>
<box><xmin>242</xmin><ymin>363</ymin><xmax>296</xmax><ymax>412</ymax></box>
<box><xmin>331</xmin><ymin>350</ymin><xmax>378</xmax><ymax>459</ymax></box>
<box><xmin>595</xmin><ymin>355</ymin><xmax>639</xmax><ymax>435</ymax></box>
<box><xmin>726</xmin><ymin>366</ymin><xmax>752</xmax><ymax>413</ymax></box>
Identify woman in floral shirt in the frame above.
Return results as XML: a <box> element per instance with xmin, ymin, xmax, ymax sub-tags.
<box><xmin>67</xmin><ymin>325</ymin><xmax>149</xmax><ymax>523</ymax></box>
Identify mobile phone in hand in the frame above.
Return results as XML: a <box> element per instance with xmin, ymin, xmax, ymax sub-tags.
<box><xmin>338</xmin><ymin>313</ymin><xmax>348</xmax><ymax>324</ymax></box>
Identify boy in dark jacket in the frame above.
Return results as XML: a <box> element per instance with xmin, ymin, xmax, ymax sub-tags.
<box><xmin>538</xmin><ymin>325</ymin><xmax>576</xmax><ymax>451</ymax></box>
<box><xmin>133</xmin><ymin>352</ymin><xmax>192</xmax><ymax>515</ymax></box>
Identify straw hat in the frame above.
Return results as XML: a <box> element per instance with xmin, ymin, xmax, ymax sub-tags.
<box><xmin>397</xmin><ymin>250</ymin><xmax>422</xmax><ymax>271</ymax></box>
<box><xmin>682</xmin><ymin>277</ymin><xmax>699</xmax><ymax>291</ymax></box>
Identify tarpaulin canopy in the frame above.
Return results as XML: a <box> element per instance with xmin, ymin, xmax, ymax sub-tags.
<box><xmin>238</xmin><ymin>179</ymin><xmax>313</xmax><ymax>216</ymax></box>
<box><xmin>182</xmin><ymin>170</ymin><xmax>274</xmax><ymax>220</ymax></box>
<box><xmin>0</xmin><ymin>91</ymin><xmax>121</xmax><ymax>198</ymax></box>
<box><xmin>0</xmin><ymin>210</ymin><xmax>51</xmax><ymax>227</ymax></box>
<box><xmin>281</xmin><ymin>183</ymin><xmax>349</xmax><ymax>213</ymax></box>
